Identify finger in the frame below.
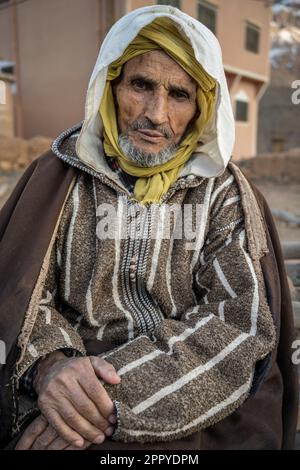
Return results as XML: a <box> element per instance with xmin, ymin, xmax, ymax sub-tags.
<box><xmin>90</xmin><ymin>357</ymin><xmax>121</xmax><ymax>384</ymax></box>
<box><xmin>31</xmin><ymin>425</ymin><xmax>58</xmax><ymax>450</ymax></box>
<box><xmin>43</xmin><ymin>408</ymin><xmax>85</xmax><ymax>448</ymax></box>
<box><xmin>15</xmin><ymin>415</ymin><xmax>48</xmax><ymax>450</ymax></box>
<box><xmin>65</xmin><ymin>440</ymin><xmax>92</xmax><ymax>451</ymax></box>
<box><xmin>78</xmin><ymin>369</ymin><xmax>116</xmax><ymax>419</ymax></box>
<box><xmin>46</xmin><ymin>436</ymin><xmax>72</xmax><ymax>450</ymax></box>
<box><xmin>58</xmin><ymin>399</ymin><xmax>106</xmax><ymax>444</ymax></box>
<box><xmin>104</xmin><ymin>426</ymin><xmax>115</xmax><ymax>437</ymax></box>
<box><xmin>69</xmin><ymin>381</ymin><xmax>110</xmax><ymax>432</ymax></box>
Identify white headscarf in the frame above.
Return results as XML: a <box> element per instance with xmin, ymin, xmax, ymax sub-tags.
<box><xmin>76</xmin><ymin>5</ymin><xmax>235</xmax><ymax>181</ymax></box>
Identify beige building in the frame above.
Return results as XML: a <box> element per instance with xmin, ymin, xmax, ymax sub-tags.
<box><xmin>0</xmin><ymin>0</ymin><xmax>272</xmax><ymax>159</ymax></box>
<box><xmin>0</xmin><ymin>69</ymin><xmax>14</xmax><ymax>138</ymax></box>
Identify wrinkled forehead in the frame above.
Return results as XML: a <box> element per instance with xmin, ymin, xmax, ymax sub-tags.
<box><xmin>120</xmin><ymin>50</ymin><xmax>196</xmax><ymax>87</ymax></box>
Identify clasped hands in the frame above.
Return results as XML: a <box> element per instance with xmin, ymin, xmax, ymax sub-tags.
<box><xmin>15</xmin><ymin>352</ymin><xmax>121</xmax><ymax>450</ymax></box>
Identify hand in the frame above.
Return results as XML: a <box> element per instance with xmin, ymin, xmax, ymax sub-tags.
<box><xmin>15</xmin><ymin>415</ymin><xmax>94</xmax><ymax>450</ymax></box>
<box><xmin>34</xmin><ymin>353</ymin><xmax>120</xmax><ymax>448</ymax></box>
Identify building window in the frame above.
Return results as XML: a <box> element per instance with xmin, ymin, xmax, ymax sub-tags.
<box><xmin>198</xmin><ymin>1</ymin><xmax>217</xmax><ymax>34</ymax></box>
<box><xmin>1</xmin><ymin>65</ymin><xmax>14</xmax><ymax>74</ymax></box>
<box><xmin>235</xmin><ymin>100</ymin><xmax>249</xmax><ymax>122</ymax></box>
<box><xmin>245</xmin><ymin>22</ymin><xmax>260</xmax><ymax>53</ymax></box>
<box><xmin>0</xmin><ymin>61</ymin><xmax>15</xmax><ymax>75</ymax></box>
<box><xmin>157</xmin><ymin>0</ymin><xmax>181</xmax><ymax>8</ymax></box>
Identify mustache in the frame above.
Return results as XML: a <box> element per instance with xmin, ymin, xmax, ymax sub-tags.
<box><xmin>130</xmin><ymin>118</ymin><xmax>173</xmax><ymax>140</ymax></box>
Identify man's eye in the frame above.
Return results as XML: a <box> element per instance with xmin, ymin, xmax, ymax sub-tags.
<box><xmin>171</xmin><ymin>90</ymin><xmax>189</xmax><ymax>100</ymax></box>
<box><xmin>131</xmin><ymin>79</ymin><xmax>148</xmax><ymax>90</ymax></box>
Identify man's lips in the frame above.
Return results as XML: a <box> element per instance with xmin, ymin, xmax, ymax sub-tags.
<box><xmin>135</xmin><ymin>129</ymin><xmax>167</xmax><ymax>143</ymax></box>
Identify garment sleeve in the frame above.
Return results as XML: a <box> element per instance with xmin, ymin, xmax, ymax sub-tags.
<box><xmin>16</xmin><ymin>228</ymin><xmax>86</xmax><ymax>385</ymax></box>
<box><xmin>101</xmin><ymin>174</ymin><xmax>276</xmax><ymax>444</ymax></box>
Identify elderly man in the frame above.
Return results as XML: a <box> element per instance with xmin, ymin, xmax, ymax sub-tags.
<box><xmin>0</xmin><ymin>6</ymin><xmax>298</xmax><ymax>450</ymax></box>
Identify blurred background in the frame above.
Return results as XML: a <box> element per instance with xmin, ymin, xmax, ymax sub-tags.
<box><xmin>0</xmin><ymin>0</ymin><xmax>300</xmax><ymax>444</ymax></box>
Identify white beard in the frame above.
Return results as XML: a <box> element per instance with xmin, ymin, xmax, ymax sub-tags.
<box><xmin>118</xmin><ymin>134</ymin><xmax>178</xmax><ymax>168</ymax></box>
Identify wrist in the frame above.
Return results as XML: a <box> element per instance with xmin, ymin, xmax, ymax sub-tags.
<box><xmin>33</xmin><ymin>350</ymin><xmax>67</xmax><ymax>394</ymax></box>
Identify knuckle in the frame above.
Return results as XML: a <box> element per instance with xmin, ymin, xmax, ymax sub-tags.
<box><xmin>78</xmin><ymin>357</ymin><xmax>90</xmax><ymax>368</ymax></box>
<box><xmin>27</xmin><ymin>426</ymin><xmax>39</xmax><ymax>437</ymax></box>
<box><xmin>86</xmin><ymin>382</ymin><xmax>98</xmax><ymax>395</ymax></box>
<box><xmin>64</xmin><ymin>410</ymin><xmax>77</xmax><ymax>422</ymax></box>
<box><xmin>37</xmin><ymin>395</ymin><xmax>49</xmax><ymax>410</ymax></box>
<box><xmin>86</xmin><ymin>429</ymin><xmax>101</xmax><ymax>441</ymax></box>
<box><xmin>95</xmin><ymin>417</ymin><xmax>109</xmax><ymax>431</ymax></box>
<box><xmin>80</xmin><ymin>403</ymin><xmax>94</xmax><ymax>417</ymax></box>
<box><xmin>68</xmin><ymin>358</ymin><xmax>80</xmax><ymax>371</ymax></box>
<box><xmin>39</xmin><ymin>382</ymin><xmax>56</xmax><ymax>399</ymax></box>
<box><xmin>56</xmin><ymin>371</ymin><xmax>70</xmax><ymax>385</ymax></box>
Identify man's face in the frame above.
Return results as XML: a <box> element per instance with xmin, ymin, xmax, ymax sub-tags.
<box><xmin>114</xmin><ymin>51</ymin><xmax>197</xmax><ymax>165</ymax></box>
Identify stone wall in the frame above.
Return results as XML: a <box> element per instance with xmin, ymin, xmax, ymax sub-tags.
<box><xmin>238</xmin><ymin>148</ymin><xmax>300</xmax><ymax>183</ymax></box>
<box><xmin>0</xmin><ymin>135</ymin><xmax>52</xmax><ymax>171</ymax></box>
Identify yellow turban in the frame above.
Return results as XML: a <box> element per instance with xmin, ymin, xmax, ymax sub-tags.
<box><xmin>99</xmin><ymin>17</ymin><xmax>217</xmax><ymax>205</ymax></box>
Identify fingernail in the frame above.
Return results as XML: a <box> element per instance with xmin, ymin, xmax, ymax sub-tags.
<box><xmin>105</xmin><ymin>426</ymin><xmax>114</xmax><ymax>436</ymax></box>
<box><xmin>94</xmin><ymin>434</ymin><xmax>105</xmax><ymax>444</ymax></box>
<box><xmin>108</xmin><ymin>371</ymin><xmax>119</xmax><ymax>378</ymax></box>
<box><xmin>74</xmin><ymin>439</ymin><xmax>84</xmax><ymax>448</ymax></box>
<box><xmin>108</xmin><ymin>414</ymin><xmax>117</xmax><ymax>424</ymax></box>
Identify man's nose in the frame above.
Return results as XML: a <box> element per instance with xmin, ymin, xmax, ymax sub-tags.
<box><xmin>144</xmin><ymin>90</ymin><xmax>168</xmax><ymax>125</ymax></box>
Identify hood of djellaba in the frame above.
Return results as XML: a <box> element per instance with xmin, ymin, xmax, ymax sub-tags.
<box><xmin>52</xmin><ymin>5</ymin><xmax>236</xmax><ymax>188</ymax></box>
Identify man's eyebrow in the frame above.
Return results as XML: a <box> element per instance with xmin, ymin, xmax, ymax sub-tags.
<box><xmin>128</xmin><ymin>74</ymin><xmax>194</xmax><ymax>96</ymax></box>
<box><xmin>128</xmin><ymin>74</ymin><xmax>157</xmax><ymax>87</ymax></box>
<box><xmin>169</xmin><ymin>85</ymin><xmax>192</xmax><ymax>97</ymax></box>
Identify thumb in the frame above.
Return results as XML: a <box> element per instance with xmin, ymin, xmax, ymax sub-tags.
<box><xmin>89</xmin><ymin>356</ymin><xmax>121</xmax><ymax>384</ymax></box>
